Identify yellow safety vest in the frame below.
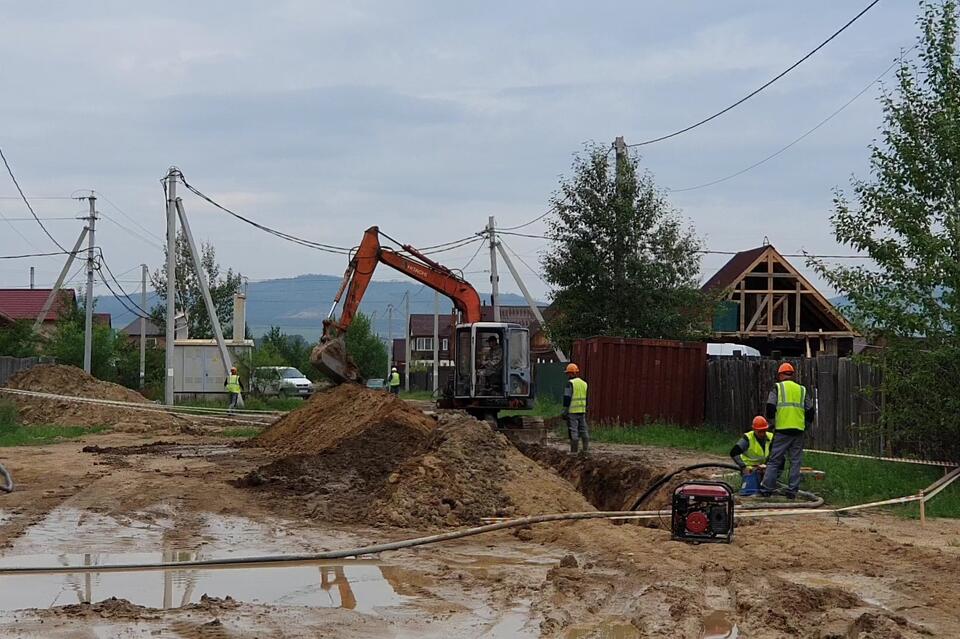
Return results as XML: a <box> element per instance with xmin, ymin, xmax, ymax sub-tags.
<box><xmin>569</xmin><ymin>377</ymin><xmax>588</xmax><ymax>414</ymax></box>
<box><xmin>741</xmin><ymin>430</ymin><xmax>773</xmax><ymax>468</ymax></box>
<box><xmin>775</xmin><ymin>380</ymin><xmax>807</xmax><ymax>431</ymax></box>
<box><xmin>226</xmin><ymin>374</ymin><xmax>241</xmax><ymax>394</ymax></box>
<box><xmin>390</xmin><ymin>372</ymin><xmax>400</xmax><ymax>386</ymax></box>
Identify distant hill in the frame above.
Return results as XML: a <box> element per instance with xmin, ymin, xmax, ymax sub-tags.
<box><xmin>95</xmin><ymin>274</ymin><xmax>540</xmax><ymax>342</ymax></box>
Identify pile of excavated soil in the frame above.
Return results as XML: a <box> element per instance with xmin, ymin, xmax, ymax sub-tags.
<box><xmin>253</xmin><ymin>383</ymin><xmax>436</xmax><ymax>453</ymax></box>
<box><xmin>3</xmin><ymin>364</ymin><xmax>188</xmax><ymax>431</ymax></box>
<box><xmin>371</xmin><ymin>414</ymin><xmax>593</xmax><ymax>528</ymax></box>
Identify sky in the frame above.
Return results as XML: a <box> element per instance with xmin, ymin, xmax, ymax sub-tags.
<box><xmin>0</xmin><ymin>1</ymin><xmax>921</xmax><ymax>306</ymax></box>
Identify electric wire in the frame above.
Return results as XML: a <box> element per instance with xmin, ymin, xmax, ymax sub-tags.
<box><xmin>0</xmin><ymin>249</ymin><xmax>91</xmax><ymax>260</ymax></box>
<box><xmin>97</xmin><ymin>252</ymin><xmax>152</xmax><ymax>318</ymax></box>
<box><xmin>177</xmin><ymin>175</ymin><xmax>351</xmax><ymax>255</ymax></box>
<box><xmin>627</xmin><ymin>0</ymin><xmax>882</xmax><ymax>147</ymax></box>
<box><xmin>460</xmin><ymin>240</ymin><xmax>486</xmax><ymax>272</ymax></box>
<box><xmin>0</xmin><ymin>145</ymin><xmax>69</xmax><ymax>252</ymax></box>
<box><xmin>95</xmin><ymin>191</ymin><xmax>165</xmax><ymax>243</ymax></box>
<box><xmin>99</xmin><ymin>212</ymin><xmax>164</xmax><ymax>251</ymax></box>
<box><xmin>669</xmin><ymin>45</ymin><xmax>914</xmax><ymax>193</ymax></box>
<box><xmin>96</xmin><ymin>269</ymin><xmax>150</xmax><ymax>320</ymax></box>
<box><xmin>498</xmin><ymin>207</ymin><xmax>555</xmax><ymax>231</ymax></box>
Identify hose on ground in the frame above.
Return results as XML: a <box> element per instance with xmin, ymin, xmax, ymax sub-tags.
<box><xmin>629</xmin><ymin>463</ymin><xmax>824</xmax><ymax>511</ymax></box>
<box><xmin>0</xmin><ymin>463</ymin><xmax>12</xmax><ymax>493</ymax></box>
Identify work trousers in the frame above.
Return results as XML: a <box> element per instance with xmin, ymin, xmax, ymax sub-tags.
<box><xmin>389</xmin><ymin>385</ymin><xmax>400</xmax><ymax>395</ymax></box>
<box><xmin>228</xmin><ymin>392</ymin><xmax>241</xmax><ymax>411</ymax></box>
<box><xmin>762</xmin><ymin>431</ymin><xmax>804</xmax><ymax>494</ymax></box>
<box><xmin>567</xmin><ymin>413</ymin><xmax>589</xmax><ymax>453</ymax></box>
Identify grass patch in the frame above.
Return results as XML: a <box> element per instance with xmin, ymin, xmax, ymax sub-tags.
<box><xmin>399</xmin><ymin>390</ymin><xmax>435</xmax><ymax>401</ymax></box>
<box><xmin>0</xmin><ymin>399</ymin><xmax>106</xmax><ymax>446</ymax></box>
<box><xmin>589</xmin><ymin>421</ymin><xmax>960</xmax><ymax>518</ymax></box>
<box><xmin>502</xmin><ymin>396</ymin><xmax>564</xmax><ymax>418</ymax></box>
<box><xmin>220</xmin><ymin>426</ymin><xmax>264</xmax><ymax>439</ymax></box>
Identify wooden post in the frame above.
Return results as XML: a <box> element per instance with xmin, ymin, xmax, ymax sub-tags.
<box><xmin>795</xmin><ymin>280</ymin><xmax>802</xmax><ymax>332</ymax></box>
<box><xmin>919</xmin><ymin>491</ymin><xmax>926</xmax><ymax>526</ymax></box>
<box><xmin>739</xmin><ymin>280</ymin><xmax>745</xmax><ymax>333</ymax></box>
<box><xmin>767</xmin><ymin>253</ymin><xmax>774</xmax><ymax>334</ymax></box>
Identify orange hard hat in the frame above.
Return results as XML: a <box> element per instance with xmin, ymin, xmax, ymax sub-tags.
<box><xmin>752</xmin><ymin>415</ymin><xmax>769</xmax><ymax>431</ymax></box>
<box><xmin>565</xmin><ymin>363</ymin><xmax>580</xmax><ymax>374</ymax></box>
<box><xmin>230</xmin><ymin>367</ymin><xmax>237</xmax><ymax>373</ymax></box>
<box><xmin>777</xmin><ymin>362</ymin><xmax>795</xmax><ymax>375</ymax></box>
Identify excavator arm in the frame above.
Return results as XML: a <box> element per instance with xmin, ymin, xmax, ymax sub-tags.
<box><xmin>311</xmin><ymin>226</ymin><xmax>482</xmax><ymax>382</ymax></box>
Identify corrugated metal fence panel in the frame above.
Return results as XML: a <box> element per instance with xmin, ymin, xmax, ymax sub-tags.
<box><xmin>0</xmin><ymin>356</ymin><xmax>55</xmax><ymax>387</ymax></box>
<box><xmin>572</xmin><ymin>337</ymin><xmax>706</xmax><ymax>426</ymax></box>
<box><xmin>533</xmin><ymin>362</ymin><xmax>567</xmax><ymax>404</ymax></box>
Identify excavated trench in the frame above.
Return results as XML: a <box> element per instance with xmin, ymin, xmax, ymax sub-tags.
<box><xmin>516</xmin><ymin>444</ymin><xmax>673</xmax><ymax>511</ymax></box>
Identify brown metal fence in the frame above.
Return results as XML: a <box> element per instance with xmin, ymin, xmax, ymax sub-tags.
<box><xmin>705</xmin><ymin>356</ymin><xmax>884</xmax><ymax>454</ymax></box>
<box><xmin>573</xmin><ymin>337</ymin><xmax>706</xmax><ymax>426</ymax></box>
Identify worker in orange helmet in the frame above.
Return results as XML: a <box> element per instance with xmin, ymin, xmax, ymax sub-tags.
<box><xmin>730</xmin><ymin>416</ymin><xmax>774</xmax><ymax>496</ymax></box>
<box><xmin>562</xmin><ymin>363</ymin><xmax>589</xmax><ymax>456</ymax></box>
<box><xmin>224</xmin><ymin>366</ymin><xmax>244</xmax><ymax>412</ymax></box>
<box><xmin>761</xmin><ymin>362</ymin><xmax>815</xmax><ymax>498</ymax></box>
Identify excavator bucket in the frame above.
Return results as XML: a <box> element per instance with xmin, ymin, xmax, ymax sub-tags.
<box><xmin>310</xmin><ymin>337</ymin><xmax>361</xmax><ymax>384</ymax></box>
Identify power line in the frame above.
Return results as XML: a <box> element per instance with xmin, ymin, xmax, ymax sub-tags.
<box><xmin>500</xmin><ymin>237</ymin><xmax>546</xmax><ymax>284</ymax></box>
<box><xmin>178</xmin><ymin>174</ymin><xmax>351</xmax><ymax>255</ymax></box>
<box><xmin>96</xmin><ymin>269</ymin><xmax>150</xmax><ymax>320</ymax></box>
<box><xmin>0</xmin><ymin>216</ymin><xmax>80</xmax><ymax>221</ymax></box>
<box><xmin>499</xmin><ymin>208</ymin><xmax>555</xmax><ymax>231</ymax></box>
<box><xmin>0</xmin><ymin>249</ymin><xmax>91</xmax><ymax>260</ymax></box>
<box><xmin>461</xmin><ymin>240</ymin><xmax>486</xmax><ymax>272</ymax></box>
<box><xmin>669</xmin><ymin>45</ymin><xmax>914</xmax><ymax>193</ymax></box>
<box><xmin>0</xmin><ymin>145</ymin><xmax>69</xmax><ymax>252</ymax></box>
<box><xmin>628</xmin><ymin>0</ymin><xmax>882</xmax><ymax>147</ymax></box>
<box><xmin>95</xmin><ymin>191</ymin><xmax>165</xmax><ymax>243</ymax></box>
<box><xmin>99</xmin><ymin>212</ymin><xmax>165</xmax><ymax>251</ymax></box>
<box><xmin>97</xmin><ymin>252</ymin><xmax>152</xmax><ymax>317</ymax></box>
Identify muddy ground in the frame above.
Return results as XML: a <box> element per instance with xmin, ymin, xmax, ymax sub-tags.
<box><xmin>0</xmin><ymin>408</ymin><xmax>958</xmax><ymax>636</ymax></box>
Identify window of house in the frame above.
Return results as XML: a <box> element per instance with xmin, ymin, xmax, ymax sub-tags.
<box><xmin>441</xmin><ymin>338</ymin><xmax>448</xmax><ymax>352</ymax></box>
<box><xmin>415</xmin><ymin>337</ymin><xmax>433</xmax><ymax>351</ymax></box>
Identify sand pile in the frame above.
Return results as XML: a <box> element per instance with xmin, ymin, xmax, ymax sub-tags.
<box><xmin>253</xmin><ymin>383</ymin><xmax>436</xmax><ymax>453</ymax></box>
<box><xmin>371</xmin><ymin>414</ymin><xmax>593</xmax><ymax>528</ymax></box>
<box><xmin>3</xmin><ymin>364</ymin><xmax>187</xmax><ymax>431</ymax></box>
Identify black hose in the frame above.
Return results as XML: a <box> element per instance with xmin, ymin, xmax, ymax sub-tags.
<box><xmin>630</xmin><ymin>463</ymin><xmax>742</xmax><ymax>511</ymax></box>
<box><xmin>629</xmin><ymin>463</ymin><xmax>824</xmax><ymax>511</ymax></box>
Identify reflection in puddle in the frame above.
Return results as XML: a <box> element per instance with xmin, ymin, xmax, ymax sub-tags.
<box><xmin>701</xmin><ymin>610</ymin><xmax>739</xmax><ymax>639</ymax></box>
<box><xmin>0</xmin><ymin>552</ymin><xmax>407</xmax><ymax>612</ymax></box>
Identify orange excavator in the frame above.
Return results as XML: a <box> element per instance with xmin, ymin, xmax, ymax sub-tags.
<box><xmin>310</xmin><ymin>226</ymin><xmax>534</xmax><ymax>419</ymax></box>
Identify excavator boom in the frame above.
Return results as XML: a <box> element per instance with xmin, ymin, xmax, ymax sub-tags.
<box><xmin>311</xmin><ymin>226</ymin><xmax>482</xmax><ymax>383</ymax></box>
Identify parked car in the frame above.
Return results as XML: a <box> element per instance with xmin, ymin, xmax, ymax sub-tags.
<box><xmin>365</xmin><ymin>378</ymin><xmax>386</xmax><ymax>390</ymax></box>
<box><xmin>251</xmin><ymin>366</ymin><xmax>315</xmax><ymax>398</ymax></box>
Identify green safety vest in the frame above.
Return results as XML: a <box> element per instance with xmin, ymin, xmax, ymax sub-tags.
<box><xmin>390</xmin><ymin>372</ymin><xmax>400</xmax><ymax>386</ymax></box>
<box><xmin>569</xmin><ymin>377</ymin><xmax>588</xmax><ymax>414</ymax></box>
<box><xmin>226</xmin><ymin>374</ymin><xmax>241</xmax><ymax>394</ymax></box>
<box><xmin>741</xmin><ymin>430</ymin><xmax>773</xmax><ymax>468</ymax></box>
<box><xmin>775</xmin><ymin>380</ymin><xmax>807</xmax><ymax>431</ymax></box>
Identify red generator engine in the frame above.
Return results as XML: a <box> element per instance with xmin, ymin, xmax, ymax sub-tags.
<box><xmin>671</xmin><ymin>481</ymin><xmax>734</xmax><ymax>544</ymax></box>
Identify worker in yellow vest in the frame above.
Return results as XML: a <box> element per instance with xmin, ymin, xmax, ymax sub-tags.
<box><xmin>730</xmin><ymin>416</ymin><xmax>774</xmax><ymax>496</ymax></box>
<box><xmin>389</xmin><ymin>367</ymin><xmax>401</xmax><ymax>395</ymax></box>
<box><xmin>563</xmin><ymin>363</ymin><xmax>589</xmax><ymax>456</ymax></box>
<box><xmin>224</xmin><ymin>366</ymin><xmax>243</xmax><ymax>412</ymax></box>
<box><xmin>761</xmin><ymin>362</ymin><xmax>815</xmax><ymax>498</ymax></box>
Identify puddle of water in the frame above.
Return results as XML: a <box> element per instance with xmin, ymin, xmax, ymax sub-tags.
<box><xmin>564</xmin><ymin>619</ymin><xmax>641</xmax><ymax>639</ymax></box>
<box><xmin>700</xmin><ymin>610</ymin><xmax>739</xmax><ymax>639</ymax></box>
<box><xmin>0</xmin><ymin>553</ymin><xmax>408</xmax><ymax>613</ymax></box>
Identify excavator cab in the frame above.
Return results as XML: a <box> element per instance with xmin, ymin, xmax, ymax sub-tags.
<box><xmin>451</xmin><ymin>322</ymin><xmax>532</xmax><ymax>412</ymax></box>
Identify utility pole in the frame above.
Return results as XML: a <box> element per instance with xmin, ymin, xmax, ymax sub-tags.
<box><xmin>29</xmin><ymin>267</ymin><xmax>34</xmax><ymax>289</ymax></box>
<box><xmin>404</xmin><ymin>292</ymin><xmax>411</xmax><ymax>393</ymax></box>
<box><xmin>614</xmin><ymin>136</ymin><xmax>627</xmax><ymax>185</ymax></box>
<box><xmin>140</xmin><ymin>264</ymin><xmax>147</xmax><ymax>389</ymax></box>
<box><xmin>496</xmin><ymin>243</ymin><xmax>567</xmax><ymax>362</ymax></box>
<box><xmin>82</xmin><ymin>194</ymin><xmax>97</xmax><ymax>374</ymax></box>
<box><xmin>386</xmin><ymin>304</ymin><xmax>393</xmax><ymax>379</ymax></box>
<box><xmin>488</xmin><ymin>215</ymin><xmax>500</xmax><ymax>321</ymax></box>
<box><xmin>433</xmin><ymin>290</ymin><xmax>439</xmax><ymax>394</ymax></box>
<box><xmin>164</xmin><ymin>168</ymin><xmax>178</xmax><ymax>406</ymax></box>
<box><xmin>33</xmin><ymin>225</ymin><xmax>89</xmax><ymax>332</ymax></box>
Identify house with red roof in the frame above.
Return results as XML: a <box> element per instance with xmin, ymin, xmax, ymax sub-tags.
<box><xmin>0</xmin><ymin>289</ymin><xmax>78</xmax><ymax>334</ymax></box>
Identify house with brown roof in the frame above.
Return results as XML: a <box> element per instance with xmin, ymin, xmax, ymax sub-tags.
<box><xmin>0</xmin><ymin>289</ymin><xmax>77</xmax><ymax>334</ymax></box>
<box><xmin>120</xmin><ymin>318</ymin><xmax>165</xmax><ymax>349</ymax></box>
<box><xmin>702</xmin><ymin>245</ymin><xmax>857</xmax><ymax>357</ymax></box>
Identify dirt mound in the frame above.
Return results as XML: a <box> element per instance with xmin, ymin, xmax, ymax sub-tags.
<box><xmin>3</xmin><ymin>364</ymin><xmax>187</xmax><ymax>431</ymax></box>
<box><xmin>253</xmin><ymin>383</ymin><xmax>436</xmax><ymax>453</ymax></box>
<box><xmin>371</xmin><ymin>414</ymin><xmax>593</xmax><ymax>528</ymax></box>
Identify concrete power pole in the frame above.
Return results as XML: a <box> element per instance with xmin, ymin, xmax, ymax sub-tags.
<box><xmin>432</xmin><ymin>290</ymin><xmax>439</xmax><ymax>394</ymax></box>
<box><xmin>164</xmin><ymin>168</ymin><xmax>178</xmax><ymax>406</ymax></box>
<box><xmin>487</xmin><ymin>215</ymin><xmax>500</xmax><ymax>321</ymax></box>
<box><xmin>386</xmin><ymin>304</ymin><xmax>393</xmax><ymax>379</ymax></box>
<box><xmin>29</xmin><ymin>267</ymin><xmax>34</xmax><ymax>289</ymax></box>
<box><xmin>140</xmin><ymin>264</ymin><xmax>147</xmax><ymax>389</ymax></box>
<box><xmin>614</xmin><ymin>136</ymin><xmax>628</xmax><ymax>187</ymax></box>
<box><xmin>82</xmin><ymin>194</ymin><xmax>97</xmax><ymax>374</ymax></box>
<box><xmin>404</xmin><ymin>292</ymin><xmax>411</xmax><ymax>393</ymax></box>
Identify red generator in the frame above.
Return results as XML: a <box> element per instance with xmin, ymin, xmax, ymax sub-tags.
<box><xmin>671</xmin><ymin>481</ymin><xmax>734</xmax><ymax>544</ymax></box>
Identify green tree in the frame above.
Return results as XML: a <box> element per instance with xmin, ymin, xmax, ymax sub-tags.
<box><xmin>44</xmin><ymin>302</ymin><xmax>125</xmax><ymax>381</ymax></box>
<box><xmin>344</xmin><ymin>312</ymin><xmax>387</xmax><ymax>381</ymax></box>
<box><xmin>542</xmin><ymin>143</ymin><xmax>712</xmax><ymax>352</ymax></box>
<box><xmin>812</xmin><ymin>0</ymin><xmax>960</xmax><ymax>460</ymax></box>
<box><xmin>149</xmin><ymin>230</ymin><xmax>243</xmax><ymax>339</ymax></box>
<box><xmin>0</xmin><ymin>320</ymin><xmax>41</xmax><ymax>357</ymax></box>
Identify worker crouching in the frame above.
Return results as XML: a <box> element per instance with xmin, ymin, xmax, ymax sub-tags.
<box><xmin>730</xmin><ymin>416</ymin><xmax>773</xmax><ymax>496</ymax></box>
<box><xmin>563</xmin><ymin>363</ymin><xmax>589</xmax><ymax>456</ymax></box>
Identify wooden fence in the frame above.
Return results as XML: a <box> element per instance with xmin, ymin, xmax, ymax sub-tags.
<box><xmin>705</xmin><ymin>356</ymin><xmax>884</xmax><ymax>454</ymax></box>
<box><xmin>0</xmin><ymin>356</ymin><xmax>56</xmax><ymax>387</ymax></box>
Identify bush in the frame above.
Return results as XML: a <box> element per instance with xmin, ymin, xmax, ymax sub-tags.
<box><xmin>0</xmin><ymin>400</ymin><xmax>18</xmax><ymax>433</ymax></box>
